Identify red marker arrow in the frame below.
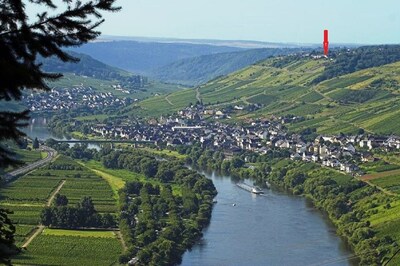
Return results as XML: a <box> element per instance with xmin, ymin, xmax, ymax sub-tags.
<box><xmin>323</xmin><ymin>29</ymin><xmax>329</xmax><ymax>56</ymax></box>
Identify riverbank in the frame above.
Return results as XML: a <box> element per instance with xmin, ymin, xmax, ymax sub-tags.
<box><xmin>181</xmin><ymin>169</ymin><xmax>358</xmax><ymax>266</ymax></box>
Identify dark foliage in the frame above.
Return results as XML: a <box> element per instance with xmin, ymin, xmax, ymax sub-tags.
<box><xmin>41</xmin><ymin>196</ymin><xmax>116</xmax><ymax>228</ymax></box>
<box><xmin>0</xmin><ymin>208</ymin><xmax>19</xmax><ymax>265</ymax></box>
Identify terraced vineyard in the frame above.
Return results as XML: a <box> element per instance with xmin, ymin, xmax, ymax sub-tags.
<box><xmin>0</xmin><ymin>155</ymin><xmax>123</xmax><ymax>264</ymax></box>
<box><xmin>136</xmin><ymin>55</ymin><xmax>400</xmax><ymax>135</ymax></box>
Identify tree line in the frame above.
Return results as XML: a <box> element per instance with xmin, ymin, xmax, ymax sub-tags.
<box><xmin>41</xmin><ymin>196</ymin><xmax>116</xmax><ymax>229</ymax></box>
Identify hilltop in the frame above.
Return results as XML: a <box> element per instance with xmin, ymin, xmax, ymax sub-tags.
<box><xmin>134</xmin><ymin>45</ymin><xmax>400</xmax><ymax>135</ymax></box>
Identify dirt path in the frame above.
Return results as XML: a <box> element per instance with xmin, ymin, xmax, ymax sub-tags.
<box><xmin>115</xmin><ymin>230</ymin><xmax>128</xmax><ymax>251</ymax></box>
<box><xmin>196</xmin><ymin>87</ymin><xmax>201</xmax><ymax>103</ymax></box>
<box><xmin>22</xmin><ymin>225</ymin><xmax>44</xmax><ymax>248</ymax></box>
<box><xmin>46</xmin><ymin>180</ymin><xmax>66</xmax><ymax>207</ymax></box>
<box><xmin>21</xmin><ymin>180</ymin><xmax>66</xmax><ymax>248</ymax></box>
<box><xmin>165</xmin><ymin>95</ymin><xmax>174</xmax><ymax>106</ymax></box>
<box><xmin>355</xmin><ymin>177</ymin><xmax>397</xmax><ymax>197</ymax></box>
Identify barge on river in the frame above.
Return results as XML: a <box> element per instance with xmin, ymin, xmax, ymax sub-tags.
<box><xmin>236</xmin><ymin>183</ymin><xmax>264</xmax><ymax>194</ymax></box>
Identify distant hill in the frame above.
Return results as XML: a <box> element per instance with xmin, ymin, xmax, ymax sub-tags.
<box><xmin>40</xmin><ymin>51</ymin><xmax>149</xmax><ymax>89</ymax></box>
<box><xmin>41</xmin><ymin>51</ymin><xmax>131</xmax><ymax>79</ymax></box>
<box><xmin>70</xmin><ymin>41</ymin><xmax>243</xmax><ymax>74</ymax></box>
<box><xmin>150</xmin><ymin>48</ymin><xmax>308</xmax><ymax>86</ymax></box>
<box><xmin>133</xmin><ymin>45</ymin><xmax>400</xmax><ymax>135</ymax></box>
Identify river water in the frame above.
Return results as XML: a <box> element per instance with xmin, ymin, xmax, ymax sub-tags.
<box><xmin>25</xmin><ymin>119</ymin><xmax>357</xmax><ymax>266</ymax></box>
<box><xmin>23</xmin><ymin>117</ymin><xmax>100</xmax><ymax>150</ymax></box>
<box><xmin>181</xmin><ymin>171</ymin><xmax>357</xmax><ymax>266</ymax></box>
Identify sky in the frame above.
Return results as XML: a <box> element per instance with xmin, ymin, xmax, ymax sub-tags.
<box><xmin>31</xmin><ymin>0</ymin><xmax>400</xmax><ymax>44</ymax></box>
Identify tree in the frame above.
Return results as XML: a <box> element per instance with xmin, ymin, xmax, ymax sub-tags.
<box><xmin>78</xmin><ymin>196</ymin><xmax>96</xmax><ymax>217</ymax></box>
<box><xmin>0</xmin><ymin>2</ymin><xmax>120</xmax><ymax>261</ymax></box>
<box><xmin>0</xmin><ymin>209</ymin><xmax>19</xmax><ymax>265</ymax></box>
<box><xmin>54</xmin><ymin>194</ymin><xmax>68</xmax><ymax>207</ymax></box>
<box><xmin>32</xmin><ymin>137</ymin><xmax>39</xmax><ymax>149</ymax></box>
<box><xmin>140</xmin><ymin>158</ymin><xmax>158</xmax><ymax>178</ymax></box>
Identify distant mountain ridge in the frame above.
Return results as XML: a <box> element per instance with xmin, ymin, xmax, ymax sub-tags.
<box><xmin>98</xmin><ymin>35</ymin><xmax>315</xmax><ymax>49</ymax></box>
<box><xmin>150</xmin><ymin>48</ymin><xmax>309</xmax><ymax>86</ymax></box>
<box><xmin>70</xmin><ymin>41</ymin><xmax>243</xmax><ymax>74</ymax></box>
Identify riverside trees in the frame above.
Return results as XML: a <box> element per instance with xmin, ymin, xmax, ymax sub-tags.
<box><xmin>99</xmin><ymin>149</ymin><xmax>216</xmax><ymax>265</ymax></box>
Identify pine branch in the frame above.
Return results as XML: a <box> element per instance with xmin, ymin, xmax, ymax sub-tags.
<box><xmin>0</xmin><ymin>0</ymin><xmax>120</xmax><ymax>37</ymax></box>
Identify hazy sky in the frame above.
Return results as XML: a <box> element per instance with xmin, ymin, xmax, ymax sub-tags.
<box><xmin>32</xmin><ymin>0</ymin><xmax>400</xmax><ymax>44</ymax></box>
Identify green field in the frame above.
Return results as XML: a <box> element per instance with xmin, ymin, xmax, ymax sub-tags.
<box><xmin>368</xmin><ymin>173</ymin><xmax>400</xmax><ymax>194</ymax></box>
<box><xmin>141</xmin><ymin>147</ymin><xmax>187</xmax><ymax>159</ymax></box>
<box><xmin>13</xmin><ymin>234</ymin><xmax>122</xmax><ymax>266</ymax></box>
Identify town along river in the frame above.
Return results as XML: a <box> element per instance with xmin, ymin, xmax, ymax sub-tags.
<box><xmin>181</xmin><ymin>170</ymin><xmax>358</xmax><ymax>266</ymax></box>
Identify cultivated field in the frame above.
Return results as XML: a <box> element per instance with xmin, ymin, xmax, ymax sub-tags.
<box><xmin>0</xmin><ymin>155</ymin><xmax>122</xmax><ymax>264</ymax></box>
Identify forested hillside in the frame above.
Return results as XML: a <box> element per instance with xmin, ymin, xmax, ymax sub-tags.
<box><xmin>40</xmin><ymin>51</ymin><xmax>147</xmax><ymax>88</ymax></box>
<box><xmin>70</xmin><ymin>41</ymin><xmax>242</xmax><ymax>73</ymax></box>
<box><xmin>150</xmin><ymin>48</ymin><xmax>307</xmax><ymax>86</ymax></box>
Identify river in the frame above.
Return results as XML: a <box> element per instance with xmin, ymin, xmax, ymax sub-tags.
<box><xmin>23</xmin><ymin>117</ymin><xmax>100</xmax><ymax>150</ymax></box>
<box><xmin>25</xmin><ymin>119</ymin><xmax>357</xmax><ymax>266</ymax></box>
<box><xmin>181</xmin><ymin>170</ymin><xmax>357</xmax><ymax>266</ymax></box>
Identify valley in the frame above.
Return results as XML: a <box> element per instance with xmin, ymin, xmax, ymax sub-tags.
<box><xmin>2</xmin><ymin>39</ymin><xmax>400</xmax><ymax>266</ymax></box>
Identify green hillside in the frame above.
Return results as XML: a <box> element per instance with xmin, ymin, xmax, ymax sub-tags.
<box><xmin>150</xmin><ymin>48</ymin><xmax>306</xmax><ymax>86</ymax></box>
<box><xmin>135</xmin><ymin>48</ymin><xmax>400</xmax><ymax>135</ymax></box>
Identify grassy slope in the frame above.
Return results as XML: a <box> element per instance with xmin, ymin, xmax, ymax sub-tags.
<box><xmin>136</xmin><ymin>56</ymin><xmax>400</xmax><ymax>135</ymax></box>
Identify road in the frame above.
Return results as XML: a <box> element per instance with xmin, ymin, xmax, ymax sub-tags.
<box><xmin>3</xmin><ymin>146</ymin><xmax>57</xmax><ymax>183</ymax></box>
